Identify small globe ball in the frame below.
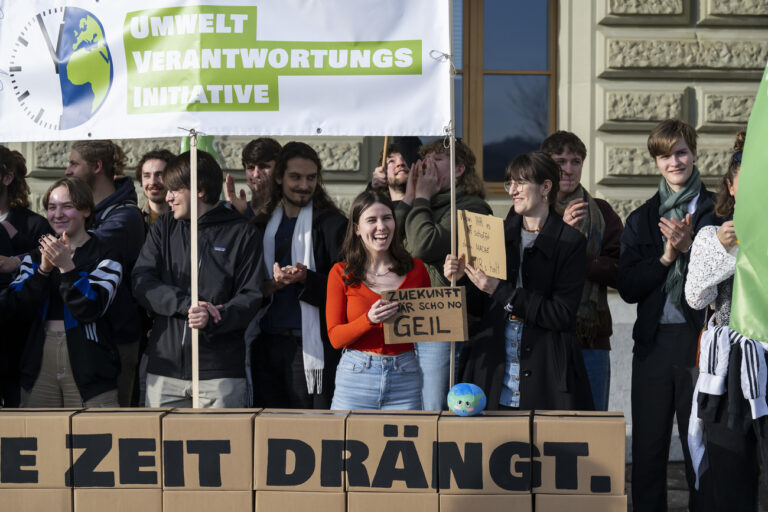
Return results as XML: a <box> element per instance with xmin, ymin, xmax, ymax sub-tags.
<box><xmin>447</xmin><ymin>383</ymin><xmax>486</xmax><ymax>416</ymax></box>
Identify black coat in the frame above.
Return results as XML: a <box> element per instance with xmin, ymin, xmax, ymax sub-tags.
<box><xmin>617</xmin><ymin>185</ymin><xmax>717</xmax><ymax>359</ymax></box>
<box><xmin>132</xmin><ymin>202</ymin><xmax>265</xmax><ymax>380</ymax></box>
<box><xmin>460</xmin><ymin>208</ymin><xmax>594</xmax><ymax>411</ymax></box>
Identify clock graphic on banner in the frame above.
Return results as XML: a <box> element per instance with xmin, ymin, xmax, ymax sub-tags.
<box><xmin>8</xmin><ymin>7</ymin><xmax>113</xmax><ymax>131</ymax></box>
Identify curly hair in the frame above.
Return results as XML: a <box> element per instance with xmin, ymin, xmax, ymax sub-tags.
<box><xmin>0</xmin><ymin>145</ymin><xmax>31</xmax><ymax>209</ymax></box>
<box><xmin>418</xmin><ymin>138</ymin><xmax>486</xmax><ymax>199</ymax></box>
<box><xmin>71</xmin><ymin>140</ymin><xmax>127</xmax><ymax>179</ymax></box>
<box><xmin>714</xmin><ymin>130</ymin><xmax>746</xmax><ymax>219</ymax></box>
<box><xmin>135</xmin><ymin>149</ymin><xmax>175</xmax><ymax>182</ymax></box>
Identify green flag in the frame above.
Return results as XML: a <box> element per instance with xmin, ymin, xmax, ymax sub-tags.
<box><xmin>730</xmin><ymin>64</ymin><xmax>768</xmax><ymax>342</ymax></box>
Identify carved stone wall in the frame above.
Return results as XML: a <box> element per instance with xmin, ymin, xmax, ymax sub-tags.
<box><xmin>609</xmin><ymin>0</ymin><xmax>684</xmax><ymax>15</ymax></box>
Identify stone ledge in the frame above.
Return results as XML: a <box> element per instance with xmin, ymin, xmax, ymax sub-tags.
<box><xmin>699</xmin><ymin>0</ymin><xmax>768</xmax><ymax>27</ymax></box>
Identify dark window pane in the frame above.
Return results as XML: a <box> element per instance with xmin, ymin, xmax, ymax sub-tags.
<box><xmin>484</xmin><ymin>1</ymin><xmax>548</xmax><ymax>71</ymax></box>
<box><xmin>453</xmin><ymin>0</ymin><xmax>463</xmax><ymax>70</ymax></box>
<box><xmin>482</xmin><ymin>75</ymin><xmax>549</xmax><ymax>181</ymax></box>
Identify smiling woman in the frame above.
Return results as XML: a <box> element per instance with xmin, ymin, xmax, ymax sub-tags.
<box><xmin>326</xmin><ymin>190</ymin><xmax>431</xmax><ymax>410</ymax></box>
<box><xmin>1</xmin><ymin>177</ymin><xmax>121</xmax><ymax>408</ymax></box>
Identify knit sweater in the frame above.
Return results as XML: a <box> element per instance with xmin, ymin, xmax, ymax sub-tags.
<box><xmin>685</xmin><ymin>224</ymin><xmax>736</xmax><ymax>326</ymax></box>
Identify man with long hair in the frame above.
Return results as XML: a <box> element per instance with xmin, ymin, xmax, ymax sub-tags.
<box><xmin>252</xmin><ymin>141</ymin><xmax>347</xmax><ymax>409</ymax></box>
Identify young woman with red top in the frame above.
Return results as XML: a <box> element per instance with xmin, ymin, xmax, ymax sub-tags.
<box><xmin>326</xmin><ymin>190</ymin><xmax>430</xmax><ymax>410</ymax></box>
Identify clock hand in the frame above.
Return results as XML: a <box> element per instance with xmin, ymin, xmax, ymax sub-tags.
<box><xmin>37</xmin><ymin>13</ymin><xmax>60</xmax><ymax>74</ymax></box>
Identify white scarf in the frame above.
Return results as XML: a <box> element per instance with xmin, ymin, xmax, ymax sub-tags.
<box><xmin>263</xmin><ymin>201</ymin><xmax>324</xmax><ymax>394</ymax></box>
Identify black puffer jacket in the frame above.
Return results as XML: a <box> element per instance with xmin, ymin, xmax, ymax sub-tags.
<box><xmin>132</xmin><ymin>202</ymin><xmax>264</xmax><ymax>380</ymax></box>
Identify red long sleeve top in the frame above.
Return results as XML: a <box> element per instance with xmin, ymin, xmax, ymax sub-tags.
<box><xmin>326</xmin><ymin>258</ymin><xmax>430</xmax><ymax>354</ymax></box>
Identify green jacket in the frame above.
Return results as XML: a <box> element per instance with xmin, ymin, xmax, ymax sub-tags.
<box><xmin>395</xmin><ymin>186</ymin><xmax>492</xmax><ymax>287</ymax></box>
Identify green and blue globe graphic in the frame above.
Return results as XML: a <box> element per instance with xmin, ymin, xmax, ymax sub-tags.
<box><xmin>57</xmin><ymin>7</ymin><xmax>113</xmax><ymax>129</ymax></box>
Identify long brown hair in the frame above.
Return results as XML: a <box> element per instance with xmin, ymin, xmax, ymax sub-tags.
<box><xmin>257</xmin><ymin>142</ymin><xmax>342</xmax><ymax>221</ymax></box>
<box><xmin>340</xmin><ymin>190</ymin><xmax>413</xmax><ymax>286</ymax></box>
<box><xmin>0</xmin><ymin>146</ymin><xmax>31</xmax><ymax>209</ymax></box>
<box><xmin>714</xmin><ymin>130</ymin><xmax>745</xmax><ymax>219</ymax></box>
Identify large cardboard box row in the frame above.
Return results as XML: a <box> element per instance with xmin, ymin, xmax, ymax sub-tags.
<box><xmin>0</xmin><ymin>408</ymin><xmax>624</xmax><ymax>495</ymax></box>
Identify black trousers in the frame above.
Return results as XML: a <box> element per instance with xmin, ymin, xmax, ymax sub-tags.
<box><xmin>252</xmin><ymin>330</ymin><xmax>337</xmax><ymax>409</ymax></box>
<box><xmin>631</xmin><ymin>323</ymin><xmax>700</xmax><ymax>512</ymax></box>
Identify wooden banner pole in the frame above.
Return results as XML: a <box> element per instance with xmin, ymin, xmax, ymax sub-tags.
<box><xmin>448</xmin><ymin>0</ymin><xmax>457</xmax><ymax>390</ymax></box>
<box><xmin>190</xmin><ymin>131</ymin><xmax>200</xmax><ymax>409</ymax></box>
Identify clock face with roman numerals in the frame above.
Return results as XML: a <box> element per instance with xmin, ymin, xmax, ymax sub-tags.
<box><xmin>8</xmin><ymin>7</ymin><xmax>67</xmax><ymax>130</ymax></box>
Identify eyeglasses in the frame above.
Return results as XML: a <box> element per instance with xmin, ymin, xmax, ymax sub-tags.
<box><xmin>732</xmin><ymin>151</ymin><xmax>742</xmax><ymax>164</ymax></box>
<box><xmin>503</xmin><ymin>179</ymin><xmax>530</xmax><ymax>193</ymax></box>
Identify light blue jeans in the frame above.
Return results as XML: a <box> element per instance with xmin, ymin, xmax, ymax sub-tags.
<box><xmin>499</xmin><ymin>319</ymin><xmax>523</xmax><ymax>408</ymax></box>
<box><xmin>581</xmin><ymin>348</ymin><xmax>610</xmax><ymax>411</ymax></box>
<box><xmin>330</xmin><ymin>349</ymin><xmax>423</xmax><ymax>410</ymax></box>
<box><xmin>415</xmin><ymin>341</ymin><xmax>453</xmax><ymax>410</ymax></box>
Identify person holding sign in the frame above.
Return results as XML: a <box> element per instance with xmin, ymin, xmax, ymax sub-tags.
<box><xmin>539</xmin><ymin>131</ymin><xmax>624</xmax><ymax>411</ymax></box>
<box><xmin>444</xmin><ymin>152</ymin><xmax>593</xmax><ymax>411</ymax></box>
<box><xmin>0</xmin><ymin>178</ymin><xmax>121</xmax><ymax>407</ymax></box>
<box><xmin>396</xmin><ymin>139</ymin><xmax>491</xmax><ymax>411</ymax></box>
<box><xmin>326</xmin><ymin>190</ymin><xmax>430</xmax><ymax>410</ymax></box>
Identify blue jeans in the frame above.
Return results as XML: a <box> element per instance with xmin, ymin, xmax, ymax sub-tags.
<box><xmin>415</xmin><ymin>341</ymin><xmax>452</xmax><ymax>410</ymax></box>
<box><xmin>499</xmin><ymin>319</ymin><xmax>523</xmax><ymax>408</ymax></box>
<box><xmin>330</xmin><ymin>350</ymin><xmax>422</xmax><ymax>410</ymax></box>
<box><xmin>581</xmin><ymin>348</ymin><xmax>610</xmax><ymax>411</ymax></box>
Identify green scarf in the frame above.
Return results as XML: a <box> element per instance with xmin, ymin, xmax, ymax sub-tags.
<box><xmin>556</xmin><ymin>185</ymin><xmax>607</xmax><ymax>348</ymax></box>
<box><xmin>658</xmin><ymin>166</ymin><xmax>701</xmax><ymax>306</ymax></box>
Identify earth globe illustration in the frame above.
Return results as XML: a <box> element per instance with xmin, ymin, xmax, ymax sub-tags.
<box><xmin>57</xmin><ymin>7</ymin><xmax>113</xmax><ymax>129</ymax></box>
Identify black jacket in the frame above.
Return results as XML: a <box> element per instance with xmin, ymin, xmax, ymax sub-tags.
<box><xmin>90</xmin><ymin>176</ymin><xmax>145</xmax><ymax>345</ymax></box>
<box><xmin>132</xmin><ymin>202</ymin><xmax>264</xmax><ymax>380</ymax></box>
<box><xmin>617</xmin><ymin>184</ymin><xmax>718</xmax><ymax>359</ymax></box>
<box><xmin>1</xmin><ymin>207</ymin><xmax>52</xmax><ymax>289</ymax></box>
<box><xmin>460</xmin><ymin>208</ymin><xmax>594</xmax><ymax>411</ymax></box>
<box><xmin>1</xmin><ymin>237</ymin><xmax>122</xmax><ymax>401</ymax></box>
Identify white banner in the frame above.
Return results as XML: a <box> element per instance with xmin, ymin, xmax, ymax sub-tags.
<box><xmin>0</xmin><ymin>0</ymin><xmax>451</xmax><ymax>141</ymax></box>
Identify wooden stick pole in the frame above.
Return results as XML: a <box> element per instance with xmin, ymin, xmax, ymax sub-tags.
<box><xmin>381</xmin><ymin>136</ymin><xmax>389</xmax><ymax>169</ymax></box>
<box><xmin>190</xmin><ymin>131</ymin><xmax>200</xmax><ymax>408</ymax></box>
<box><xmin>448</xmin><ymin>0</ymin><xmax>457</xmax><ymax>390</ymax></box>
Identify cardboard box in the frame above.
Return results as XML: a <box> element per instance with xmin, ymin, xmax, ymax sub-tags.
<box><xmin>0</xmin><ymin>488</ymin><xmax>71</xmax><ymax>511</ymax></box>
<box><xmin>74</xmin><ymin>489</ymin><xmax>161</xmax><ymax>512</ymax></box>
<box><xmin>162</xmin><ymin>409</ymin><xmax>256</xmax><ymax>490</ymax></box>
<box><xmin>437</xmin><ymin>410</ymin><xmax>531</xmax><ymax>494</ymax></box>
<box><xmin>70</xmin><ymin>409</ymin><xmax>167</xmax><ymax>488</ymax></box>
<box><xmin>255</xmin><ymin>490</ymin><xmax>345</xmax><ymax>512</ymax></box>
<box><xmin>536</xmin><ymin>493</ymin><xmax>627</xmax><ymax>511</ymax></box>
<box><xmin>347</xmin><ymin>491</ymin><xmax>438</xmax><ymax>512</ymax></box>
<box><xmin>345</xmin><ymin>410</ymin><xmax>438</xmax><ymax>493</ymax></box>
<box><xmin>440</xmin><ymin>493</ymin><xmax>532</xmax><ymax>512</ymax></box>
<box><xmin>254</xmin><ymin>409</ymin><xmax>347</xmax><ymax>491</ymax></box>
<box><xmin>0</xmin><ymin>409</ymin><xmax>78</xmax><ymax>488</ymax></box>
<box><xmin>532</xmin><ymin>411</ymin><xmax>625</xmax><ymax>495</ymax></box>
<box><xmin>163</xmin><ymin>490</ymin><xmax>253</xmax><ymax>512</ymax></box>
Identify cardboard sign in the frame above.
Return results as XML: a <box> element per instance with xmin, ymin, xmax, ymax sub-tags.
<box><xmin>74</xmin><ymin>489</ymin><xmax>162</xmax><ymax>512</ymax></box>
<box><xmin>0</xmin><ymin>488</ymin><xmax>72</xmax><ymax>512</ymax></box>
<box><xmin>536</xmin><ymin>494</ymin><xmax>627</xmax><ymax>512</ymax></box>
<box><xmin>382</xmin><ymin>287</ymin><xmax>468</xmax><ymax>344</ymax></box>
<box><xmin>255</xmin><ymin>490</ymin><xmax>345</xmax><ymax>512</ymax></box>
<box><xmin>163</xmin><ymin>490</ymin><xmax>253</xmax><ymax>512</ymax></box>
<box><xmin>348</xmin><ymin>492</ymin><xmax>438</xmax><ymax>512</ymax></box>
<box><xmin>162</xmin><ymin>409</ymin><xmax>256</xmax><ymax>491</ymax></box>
<box><xmin>437</xmin><ymin>411</ymin><xmax>531</xmax><ymax>494</ymax></box>
<box><xmin>253</xmin><ymin>409</ymin><xmax>348</xmax><ymax>492</ymax></box>
<box><xmin>345</xmin><ymin>411</ymin><xmax>438</xmax><ymax>493</ymax></box>
<box><xmin>440</xmin><ymin>494</ymin><xmax>532</xmax><ymax>512</ymax></box>
<box><xmin>457</xmin><ymin>210</ymin><xmax>506</xmax><ymax>280</ymax></box>
<box><xmin>0</xmin><ymin>409</ymin><xmax>78</xmax><ymax>488</ymax></box>
<box><xmin>69</xmin><ymin>409</ymin><xmax>167</xmax><ymax>489</ymax></box>
<box><xmin>532</xmin><ymin>411</ymin><xmax>625</xmax><ymax>496</ymax></box>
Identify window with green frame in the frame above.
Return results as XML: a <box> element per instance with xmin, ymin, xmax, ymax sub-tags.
<box><xmin>452</xmin><ymin>0</ymin><xmax>557</xmax><ymax>194</ymax></box>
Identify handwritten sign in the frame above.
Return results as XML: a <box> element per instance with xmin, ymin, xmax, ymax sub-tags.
<box><xmin>382</xmin><ymin>287</ymin><xmax>468</xmax><ymax>344</ymax></box>
<box><xmin>457</xmin><ymin>210</ymin><xmax>506</xmax><ymax>280</ymax></box>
